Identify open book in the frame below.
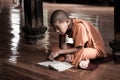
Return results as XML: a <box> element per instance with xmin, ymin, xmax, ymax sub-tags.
<box><xmin>37</xmin><ymin>61</ymin><xmax>73</xmax><ymax>72</ymax></box>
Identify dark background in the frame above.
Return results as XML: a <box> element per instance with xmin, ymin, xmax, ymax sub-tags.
<box><xmin>43</xmin><ymin>0</ymin><xmax>114</xmax><ymax>6</ymax></box>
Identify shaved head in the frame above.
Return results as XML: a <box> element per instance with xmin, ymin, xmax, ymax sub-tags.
<box><xmin>50</xmin><ymin>10</ymin><xmax>69</xmax><ymax>26</ymax></box>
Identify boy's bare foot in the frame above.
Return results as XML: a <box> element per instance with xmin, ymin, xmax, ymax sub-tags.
<box><xmin>79</xmin><ymin>59</ymin><xmax>90</xmax><ymax>69</ymax></box>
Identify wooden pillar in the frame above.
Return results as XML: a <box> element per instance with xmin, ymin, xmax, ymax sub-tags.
<box><xmin>114</xmin><ymin>0</ymin><xmax>120</xmax><ymax>38</ymax></box>
<box><xmin>22</xmin><ymin>0</ymin><xmax>47</xmax><ymax>44</ymax></box>
<box><xmin>109</xmin><ymin>0</ymin><xmax>120</xmax><ymax>63</ymax></box>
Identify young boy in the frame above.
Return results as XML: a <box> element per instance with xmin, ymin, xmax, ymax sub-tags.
<box><xmin>48</xmin><ymin>10</ymin><xmax>107</xmax><ymax>69</ymax></box>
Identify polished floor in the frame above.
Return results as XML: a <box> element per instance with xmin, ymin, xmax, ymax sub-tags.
<box><xmin>0</xmin><ymin>1</ymin><xmax>119</xmax><ymax>80</ymax></box>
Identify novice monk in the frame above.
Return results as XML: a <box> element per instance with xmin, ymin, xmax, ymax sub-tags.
<box><xmin>48</xmin><ymin>10</ymin><xmax>107</xmax><ymax>69</ymax></box>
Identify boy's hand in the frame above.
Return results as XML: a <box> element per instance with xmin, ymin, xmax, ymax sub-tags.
<box><xmin>65</xmin><ymin>54</ymin><xmax>74</xmax><ymax>62</ymax></box>
<box><xmin>48</xmin><ymin>50</ymin><xmax>60</xmax><ymax>60</ymax></box>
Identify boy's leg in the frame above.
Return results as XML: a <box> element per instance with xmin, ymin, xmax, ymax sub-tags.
<box><xmin>72</xmin><ymin>48</ymin><xmax>99</xmax><ymax>68</ymax></box>
<box><xmin>79</xmin><ymin>48</ymin><xmax>99</xmax><ymax>69</ymax></box>
<box><xmin>82</xmin><ymin>48</ymin><xmax>98</xmax><ymax>60</ymax></box>
<box><xmin>61</xmin><ymin>43</ymin><xmax>74</xmax><ymax>62</ymax></box>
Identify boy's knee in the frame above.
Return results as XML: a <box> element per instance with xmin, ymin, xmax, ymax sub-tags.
<box><xmin>82</xmin><ymin>48</ymin><xmax>98</xmax><ymax>59</ymax></box>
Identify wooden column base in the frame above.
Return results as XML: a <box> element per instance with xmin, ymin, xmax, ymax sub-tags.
<box><xmin>22</xmin><ymin>25</ymin><xmax>47</xmax><ymax>44</ymax></box>
<box><xmin>109</xmin><ymin>40</ymin><xmax>120</xmax><ymax>63</ymax></box>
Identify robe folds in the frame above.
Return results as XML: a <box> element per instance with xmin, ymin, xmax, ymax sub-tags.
<box><xmin>70</xmin><ymin>18</ymin><xmax>106</xmax><ymax>67</ymax></box>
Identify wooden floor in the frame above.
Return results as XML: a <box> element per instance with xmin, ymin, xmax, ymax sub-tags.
<box><xmin>0</xmin><ymin>1</ymin><xmax>119</xmax><ymax>80</ymax></box>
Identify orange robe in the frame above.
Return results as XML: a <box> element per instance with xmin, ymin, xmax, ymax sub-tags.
<box><xmin>71</xmin><ymin>18</ymin><xmax>106</xmax><ymax>67</ymax></box>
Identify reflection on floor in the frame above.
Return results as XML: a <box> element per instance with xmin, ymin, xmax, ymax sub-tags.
<box><xmin>0</xmin><ymin>1</ymin><xmax>119</xmax><ymax>80</ymax></box>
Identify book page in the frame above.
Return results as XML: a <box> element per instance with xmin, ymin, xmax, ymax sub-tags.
<box><xmin>37</xmin><ymin>60</ymin><xmax>60</xmax><ymax>68</ymax></box>
<box><xmin>37</xmin><ymin>61</ymin><xmax>73</xmax><ymax>72</ymax></box>
<box><xmin>49</xmin><ymin>62</ymin><xmax>73</xmax><ymax>72</ymax></box>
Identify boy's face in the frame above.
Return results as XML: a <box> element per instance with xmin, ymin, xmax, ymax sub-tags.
<box><xmin>53</xmin><ymin>21</ymin><xmax>68</xmax><ymax>35</ymax></box>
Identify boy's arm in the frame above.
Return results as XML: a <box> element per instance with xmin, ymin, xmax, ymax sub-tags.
<box><xmin>59</xmin><ymin>35</ymin><xmax>66</xmax><ymax>49</ymax></box>
<box><xmin>59</xmin><ymin>34</ymin><xmax>82</xmax><ymax>54</ymax></box>
<box><xmin>59</xmin><ymin>46</ymin><xmax>81</xmax><ymax>55</ymax></box>
<box><xmin>48</xmin><ymin>46</ymin><xmax>81</xmax><ymax>61</ymax></box>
